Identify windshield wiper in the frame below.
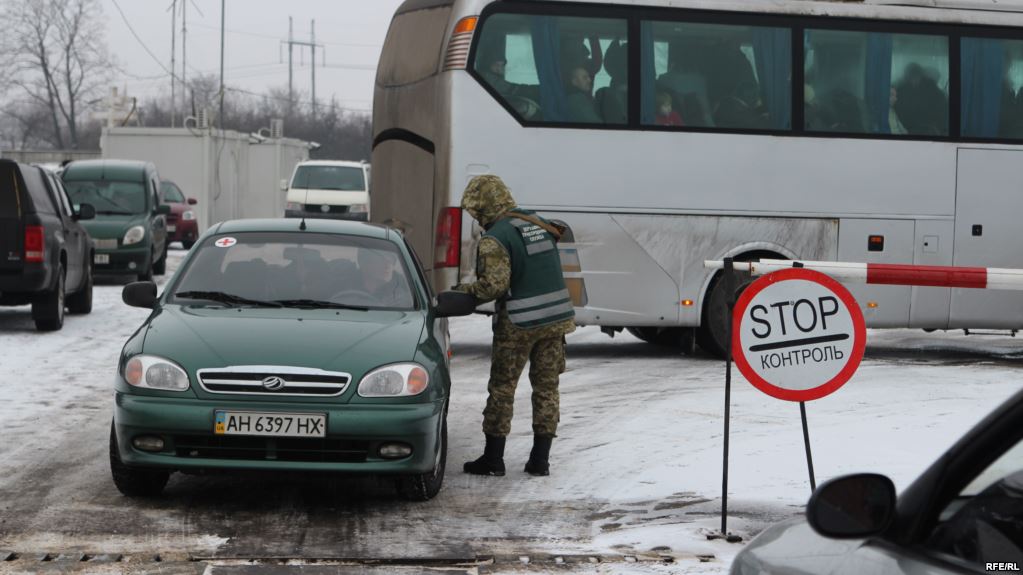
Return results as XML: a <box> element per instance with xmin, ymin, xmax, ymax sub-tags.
<box><xmin>273</xmin><ymin>299</ymin><xmax>369</xmax><ymax>311</ymax></box>
<box><xmin>175</xmin><ymin>290</ymin><xmax>282</xmax><ymax>308</ymax></box>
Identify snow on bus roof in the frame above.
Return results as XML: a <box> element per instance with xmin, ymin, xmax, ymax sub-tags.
<box><xmin>509</xmin><ymin>0</ymin><xmax>1023</xmax><ymax>25</ymax></box>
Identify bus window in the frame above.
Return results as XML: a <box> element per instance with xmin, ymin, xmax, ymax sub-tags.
<box><xmin>962</xmin><ymin>37</ymin><xmax>1023</xmax><ymax>140</ymax></box>
<box><xmin>804</xmin><ymin>29</ymin><xmax>949</xmax><ymax>137</ymax></box>
<box><xmin>641</xmin><ymin>20</ymin><xmax>791</xmax><ymax>131</ymax></box>
<box><xmin>473</xmin><ymin>13</ymin><xmax>628</xmax><ymax>125</ymax></box>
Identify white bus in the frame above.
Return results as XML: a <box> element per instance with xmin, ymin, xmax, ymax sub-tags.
<box><xmin>372</xmin><ymin>0</ymin><xmax>1023</xmax><ymax>355</ymax></box>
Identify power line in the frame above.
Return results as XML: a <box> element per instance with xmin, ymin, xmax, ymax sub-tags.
<box><xmin>190</xmin><ymin>21</ymin><xmax>381</xmax><ymax>49</ymax></box>
<box><xmin>224</xmin><ymin>86</ymin><xmax>371</xmax><ymax>113</ymax></box>
<box><xmin>109</xmin><ymin>0</ymin><xmax>182</xmax><ymax>84</ymax></box>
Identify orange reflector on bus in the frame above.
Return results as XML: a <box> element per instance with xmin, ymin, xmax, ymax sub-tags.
<box><xmin>867</xmin><ymin>301</ymin><xmax>879</xmax><ymax>309</ymax></box>
<box><xmin>681</xmin><ymin>299</ymin><xmax>694</xmax><ymax>307</ymax></box>
<box><xmin>453</xmin><ymin>16</ymin><xmax>477</xmax><ymax>35</ymax></box>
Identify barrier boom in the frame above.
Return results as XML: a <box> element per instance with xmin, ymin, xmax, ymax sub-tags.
<box><xmin>704</xmin><ymin>259</ymin><xmax>1023</xmax><ymax>291</ymax></box>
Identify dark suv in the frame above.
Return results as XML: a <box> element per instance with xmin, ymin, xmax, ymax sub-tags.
<box><xmin>0</xmin><ymin>160</ymin><xmax>96</xmax><ymax>331</ymax></box>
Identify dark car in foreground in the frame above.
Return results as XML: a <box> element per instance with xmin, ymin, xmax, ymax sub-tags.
<box><xmin>111</xmin><ymin>218</ymin><xmax>475</xmax><ymax>501</ymax></box>
<box><xmin>0</xmin><ymin>159</ymin><xmax>95</xmax><ymax>331</ymax></box>
<box><xmin>732</xmin><ymin>386</ymin><xmax>1023</xmax><ymax>574</ymax></box>
<box><xmin>159</xmin><ymin>180</ymin><xmax>198</xmax><ymax>249</ymax></box>
<box><xmin>62</xmin><ymin>160</ymin><xmax>170</xmax><ymax>281</ymax></box>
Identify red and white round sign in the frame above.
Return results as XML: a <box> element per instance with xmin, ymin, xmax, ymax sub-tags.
<box><xmin>732</xmin><ymin>268</ymin><xmax>866</xmax><ymax>402</ymax></box>
<box><xmin>214</xmin><ymin>237</ymin><xmax>237</xmax><ymax>248</ymax></box>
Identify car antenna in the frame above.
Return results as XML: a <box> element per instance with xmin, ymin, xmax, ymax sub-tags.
<box><xmin>299</xmin><ymin>217</ymin><xmax>307</xmax><ymax>231</ymax></box>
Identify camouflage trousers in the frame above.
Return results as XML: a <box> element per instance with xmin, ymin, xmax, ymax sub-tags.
<box><xmin>483</xmin><ymin>313</ymin><xmax>573</xmax><ymax>437</ymax></box>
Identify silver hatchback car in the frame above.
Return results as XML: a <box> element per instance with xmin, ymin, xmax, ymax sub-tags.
<box><xmin>732</xmin><ymin>387</ymin><xmax>1023</xmax><ymax>574</ymax></box>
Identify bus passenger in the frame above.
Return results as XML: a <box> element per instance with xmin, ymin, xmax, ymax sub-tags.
<box><xmin>714</xmin><ymin>81</ymin><xmax>768</xmax><ymax>129</ymax></box>
<box><xmin>564</xmin><ymin>66</ymin><xmax>602</xmax><ymax>123</ymax></box>
<box><xmin>595</xmin><ymin>40</ymin><xmax>628</xmax><ymax>124</ymax></box>
<box><xmin>894</xmin><ymin>63</ymin><xmax>948</xmax><ymax>135</ymax></box>
<box><xmin>654</xmin><ymin>92</ymin><xmax>684</xmax><ymax>126</ymax></box>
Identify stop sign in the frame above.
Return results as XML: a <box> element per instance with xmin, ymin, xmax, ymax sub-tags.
<box><xmin>732</xmin><ymin>268</ymin><xmax>866</xmax><ymax>402</ymax></box>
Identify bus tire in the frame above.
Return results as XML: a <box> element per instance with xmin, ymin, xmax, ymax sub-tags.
<box><xmin>697</xmin><ymin>270</ymin><xmax>753</xmax><ymax>358</ymax></box>
<box><xmin>627</xmin><ymin>327</ymin><xmax>682</xmax><ymax>346</ymax></box>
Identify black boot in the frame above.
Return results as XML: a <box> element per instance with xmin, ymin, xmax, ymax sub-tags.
<box><xmin>524</xmin><ymin>434</ymin><xmax>553</xmax><ymax>476</ymax></box>
<box><xmin>463</xmin><ymin>434</ymin><xmax>506</xmax><ymax>476</ymax></box>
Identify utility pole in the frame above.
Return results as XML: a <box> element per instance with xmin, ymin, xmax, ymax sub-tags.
<box><xmin>219</xmin><ymin>0</ymin><xmax>225</xmax><ymax>128</ymax></box>
<box><xmin>280</xmin><ymin>18</ymin><xmax>323</xmax><ymax>117</ymax></box>
<box><xmin>311</xmin><ymin>19</ymin><xmax>316</xmax><ymax>117</ymax></box>
<box><xmin>288</xmin><ymin>16</ymin><xmax>293</xmax><ymax>113</ymax></box>
<box><xmin>170</xmin><ymin>0</ymin><xmax>177</xmax><ymax>127</ymax></box>
<box><xmin>182</xmin><ymin>0</ymin><xmax>187</xmax><ymax>117</ymax></box>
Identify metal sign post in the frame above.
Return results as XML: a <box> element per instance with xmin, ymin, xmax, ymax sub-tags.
<box><xmin>799</xmin><ymin>401</ymin><xmax>816</xmax><ymax>492</ymax></box>
<box><xmin>714</xmin><ymin>259</ymin><xmax>742</xmax><ymax>543</ymax></box>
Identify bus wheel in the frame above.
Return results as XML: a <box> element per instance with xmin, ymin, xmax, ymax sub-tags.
<box><xmin>627</xmin><ymin>327</ymin><xmax>696</xmax><ymax>354</ymax></box>
<box><xmin>697</xmin><ymin>271</ymin><xmax>753</xmax><ymax>358</ymax></box>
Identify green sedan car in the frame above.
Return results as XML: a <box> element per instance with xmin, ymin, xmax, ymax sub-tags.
<box><xmin>111</xmin><ymin>218</ymin><xmax>475</xmax><ymax>500</ymax></box>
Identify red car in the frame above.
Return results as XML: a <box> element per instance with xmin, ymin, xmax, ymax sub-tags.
<box><xmin>159</xmin><ymin>180</ymin><xmax>198</xmax><ymax>249</ymax></box>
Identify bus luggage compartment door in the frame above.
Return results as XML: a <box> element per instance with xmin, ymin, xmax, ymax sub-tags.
<box><xmin>951</xmin><ymin>148</ymin><xmax>1023</xmax><ymax>329</ymax></box>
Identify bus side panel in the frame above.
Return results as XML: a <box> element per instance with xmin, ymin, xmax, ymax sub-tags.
<box><xmin>371</xmin><ymin>140</ymin><xmax>436</xmax><ymax>274</ymax></box>
<box><xmin>838</xmin><ymin>219</ymin><xmax>914</xmax><ymax>328</ymax></box>
<box><xmin>588</xmin><ymin>214</ymin><xmax>839</xmax><ymax>327</ymax></box>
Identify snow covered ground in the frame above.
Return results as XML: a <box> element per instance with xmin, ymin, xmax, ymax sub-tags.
<box><xmin>1</xmin><ymin>248</ymin><xmax>1021</xmax><ymax>573</ymax></box>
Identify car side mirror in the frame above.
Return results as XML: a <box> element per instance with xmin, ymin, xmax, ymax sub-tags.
<box><xmin>807</xmin><ymin>473</ymin><xmax>896</xmax><ymax>539</ymax></box>
<box><xmin>75</xmin><ymin>203</ymin><xmax>95</xmax><ymax>221</ymax></box>
<box><xmin>156</xmin><ymin>204</ymin><xmax>172</xmax><ymax>215</ymax></box>
<box><xmin>187</xmin><ymin>197</ymin><xmax>198</xmax><ymax>205</ymax></box>
<box><xmin>280</xmin><ymin>179</ymin><xmax>289</xmax><ymax>192</ymax></box>
<box><xmin>123</xmin><ymin>281</ymin><xmax>158</xmax><ymax>309</ymax></box>
<box><xmin>435</xmin><ymin>291</ymin><xmax>476</xmax><ymax>318</ymax></box>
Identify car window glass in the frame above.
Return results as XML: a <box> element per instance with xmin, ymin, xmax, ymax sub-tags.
<box><xmin>22</xmin><ymin>167</ymin><xmax>56</xmax><ymax>215</ymax></box>
<box><xmin>161</xmin><ymin>183</ymin><xmax>185</xmax><ymax>203</ymax></box>
<box><xmin>172</xmin><ymin>232</ymin><xmax>416</xmax><ymax>310</ymax></box>
<box><xmin>0</xmin><ymin>163</ymin><xmax>21</xmax><ymax>218</ymax></box>
<box><xmin>474</xmin><ymin>13</ymin><xmax>629</xmax><ymax>125</ymax></box>
<box><xmin>927</xmin><ymin>435</ymin><xmax>1023</xmax><ymax>569</ymax></box>
<box><xmin>64</xmin><ymin>180</ymin><xmax>148</xmax><ymax>215</ymax></box>
<box><xmin>641</xmin><ymin>20</ymin><xmax>791</xmax><ymax>130</ymax></box>
<box><xmin>45</xmin><ymin>173</ymin><xmax>73</xmax><ymax>217</ymax></box>
<box><xmin>804</xmin><ymin>29</ymin><xmax>949</xmax><ymax>136</ymax></box>
<box><xmin>291</xmin><ymin>166</ymin><xmax>366</xmax><ymax>191</ymax></box>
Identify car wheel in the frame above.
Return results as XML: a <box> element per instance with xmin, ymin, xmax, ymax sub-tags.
<box><xmin>67</xmin><ymin>261</ymin><xmax>93</xmax><ymax>315</ymax></box>
<box><xmin>396</xmin><ymin>410</ymin><xmax>447</xmax><ymax>502</ymax></box>
<box><xmin>182</xmin><ymin>240</ymin><xmax>195</xmax><ymax>250</ymax></box>
<box><xmin>32</xmin><ymin>264</ymin><xmax>65</xmax><ymax>331</ymax></box>
<box><xmin>153</xmin><ymin>244</ymin><xmax>167</xmax><ymax>276</ymax></box>
<box><xmin>109</xmin><ymin>422</ymin><xmax>169</xmax><ymax>497</ymax></box>
<box><xmin>137</xmin><ymin>255</ymin><xmax>154</xmax><ymax>283</ymax></box>
<box><xmin>696</xmin><ymin>271</ymin><xmax>753</xmax><ymax>358</ymax></box>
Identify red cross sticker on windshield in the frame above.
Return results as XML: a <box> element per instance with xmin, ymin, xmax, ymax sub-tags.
<box><xmin>214</xmin><ymin>237</ymin><xmax>237</xmax><ymax>248</ymax></box>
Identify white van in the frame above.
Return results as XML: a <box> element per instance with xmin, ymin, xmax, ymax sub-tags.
<box><xmin>283</xmin><ymin>160</ymin><xmax>370</xmax><ymax>221</ymax></box>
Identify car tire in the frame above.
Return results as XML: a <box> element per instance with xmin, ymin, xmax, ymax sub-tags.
<box><xmin>182</xmin><ymin>240</ymin><xmax>195</xmax><ymax>250</ymax></box>
<box><xmin>32</xmin><ymin>264</ymin><xmax>65</xmax><ymax>331</ymax></box>
<box><xmin>137</xmin><ymin>254</ymin><xmax>154</xmax><ymax>283</ymax></box>
<box><xmin>109</xmin><ymin>422</ymin><xmax>169</xmax><ymax>497</ymax></box>
<box><xmin>696</xmin><ymin>270</ymin><xmax>753</xmax><ymax>358</ymax></box>
<box><xmin>153</xmin><ymin>244</ymin><xmax>167</xmax><ymax>276</ymax></box>
<box><xmin>67</xmin><ymin>261</ymin><xmax>93</xmax><ymax>315</ymax></box>
<box><xmin>396</xmin><ymin>410</ymin><xmax>447</xmax><ymax>502</ymax></box>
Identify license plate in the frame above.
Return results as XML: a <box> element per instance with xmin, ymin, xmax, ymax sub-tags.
<box><xmin>214</xmin><ymin>411</ymin><xmax>326</xmax><ymax>438</ymax></box>
<box><xmin>167</xmin><ymin>225</ymin><xmax>177</xmax><ymax>232</ymax></box>
<box><xmin>94</xmin><ymin>254</ymin><xmax>110</xmax><ymax>264</ymax></box>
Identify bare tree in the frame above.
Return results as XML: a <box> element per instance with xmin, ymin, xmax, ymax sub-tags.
<box><xmin>3</xmin><ymin>0</ymin><xmax>111</xmax><ymax>149</ymax></box>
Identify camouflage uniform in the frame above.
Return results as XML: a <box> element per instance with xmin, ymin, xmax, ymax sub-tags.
<box><xmin>455</xmin><ymin>175</ymin><xmax>575</xmax><ymax>438</ymax></box>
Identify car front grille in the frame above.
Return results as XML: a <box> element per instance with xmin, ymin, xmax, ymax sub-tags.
<box><xmin>93</xmin><ymin>239</ymin><xmax>118</xmax><ymax>249</ymax></box>
<box><xmin>303</xmin><ymin>204</ymin><xmax>349</xmax><ymax>214</ymax></box>
<box><xmin>173</xmin><ymin>435</ymin><xmax>369</xmax><ymax>463</ymax></box>
<box><xmin>197</xmin><ymin>366</ymin><xmax>351</xmax><ymax>397</ymax></box>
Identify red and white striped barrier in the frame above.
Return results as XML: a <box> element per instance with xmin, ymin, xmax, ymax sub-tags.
<box><xmin>704</xmin><ymin>259</ymin><xmax>1023</xmax><ymax>291</ymax></box>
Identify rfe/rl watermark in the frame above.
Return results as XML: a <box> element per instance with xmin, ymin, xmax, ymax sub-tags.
<box><xmin>987</xmin><ymin>563</ymin><xmax>1021</xmax><ymax>572</ymax></box>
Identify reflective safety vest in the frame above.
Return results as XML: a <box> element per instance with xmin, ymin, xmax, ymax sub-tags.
<box><xmin>485</xmin><ymin>209</ymin><xmax>575</xmax><ymax>328</ymax></box>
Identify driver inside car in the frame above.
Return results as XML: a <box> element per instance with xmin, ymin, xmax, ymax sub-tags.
<box><xmin>351</xmin><ymin>247</ymin><xmax>410</xmax><ymax>308</ymax></box>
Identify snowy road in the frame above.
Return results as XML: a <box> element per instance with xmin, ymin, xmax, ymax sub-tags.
<box><xmin>1</xmin><ymin>248</ymin><xmax>1021</xmax><ymax>574</ymax></box>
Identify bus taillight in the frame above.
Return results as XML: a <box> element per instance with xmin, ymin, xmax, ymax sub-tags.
<box><xmin>442</xmin><ymin>16</ymin><xmax>477</xmax><ymax>71</ymax></box>
<box><xmin>435</xmin><ymin>207</ymin><xmax>462</xmax><ymax>268</ymax></box>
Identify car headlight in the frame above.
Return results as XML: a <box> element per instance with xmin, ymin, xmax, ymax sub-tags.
<box><xmin>181</xmin><ymin>210</ymin><xmax>195</xmax><ymax>221</ymax></box>
<box><xmin>123</xmin><ymin>354</ymin><xmax>190</xmax><ymax>392</ymax></box>
<box><xmin>349</xmin><ymin>203</ymin><xmax>368</xmax><ymax>214</ymax></box>
<box><xmin>123</xmin><ymin>225</ymin><xmax>146</xmax><ymax>245</ymax></box>
<box><xmin>358</xmin><ymin>363</ymin><xmax>429</xmax><ymax>397</ymax></box>
<box><xmin>285</xmin><ymin>202</ymin><xmax>302</xmax><ymax>211</ymax></box>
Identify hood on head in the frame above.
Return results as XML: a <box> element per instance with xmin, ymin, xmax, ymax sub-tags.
<box><xmin>460</xmin><ymin>175</ymin><xmax>516</xmax><ymax>228</ymax></box>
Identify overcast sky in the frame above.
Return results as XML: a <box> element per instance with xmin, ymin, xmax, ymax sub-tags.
<box><xmin>101</xmin><ymin>0</ymin><xmax>405</xmax><ymax>115</ymax></box>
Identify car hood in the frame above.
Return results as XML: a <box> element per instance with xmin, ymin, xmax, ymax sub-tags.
<box><xmin>289</xmin><ymin>189</ymin><xmax>368</xmax><ymax>207</ymax></box>
<box><xmin>731</xmin><ymin>518</ymin><xmax>865</xmax><ymax>575</ymax></box>
<box><xmin>82</xmin><ymin>214</ymin><xmax>147</xmax><ymax>239</ymax></box>
<box><xmin>142</xmin><ymin>304</ymin><xmax>426</xmax><ymax>392</ymax></box>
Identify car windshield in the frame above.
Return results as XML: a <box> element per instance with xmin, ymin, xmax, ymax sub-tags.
<box><xmin>291</xmin><ymin>166</ymin><xmax>366</xmax><ymax>191</ymax></box>
<box><xmin>171</xmin><ymin>232</ymin><xmax>416</xmax><ymax>311</ymax></box>
<box><xmin>64</xmin><ymin>180</ymin><xmax>148</xmax><ymax>215</ymax></box>
<box><xmin>161</xmin><ymin>183</ymin><xmax>185</xmax><ymax>203</ymax></box>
